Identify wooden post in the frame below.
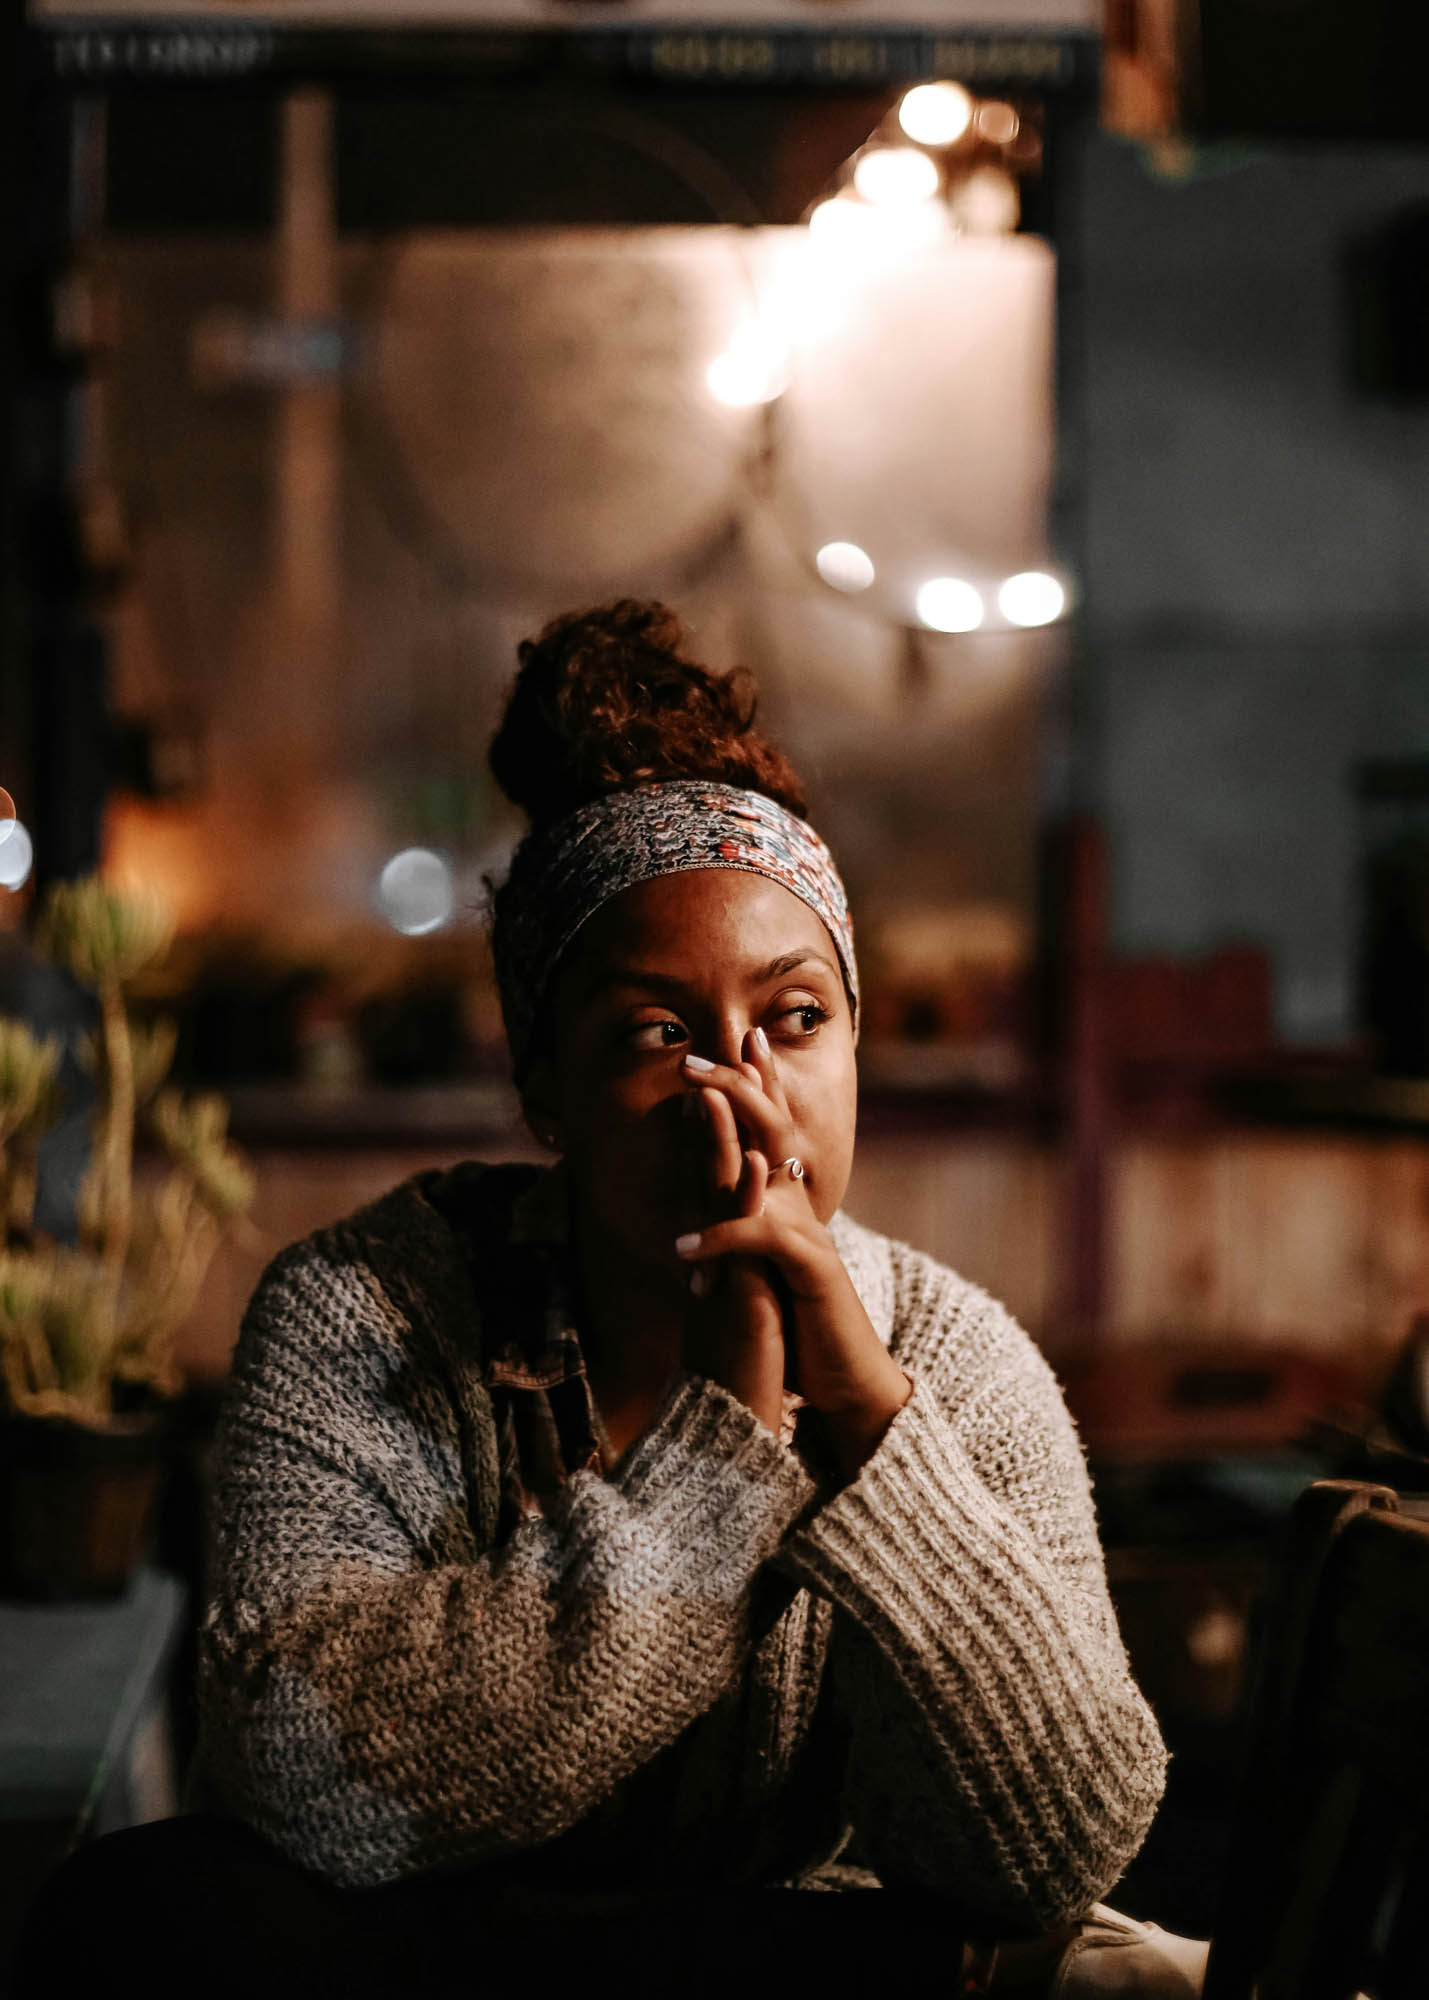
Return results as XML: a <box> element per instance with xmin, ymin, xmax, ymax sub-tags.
<box><xmin>1042</xmin><ymin>812</ymin><xmax>1112</xmax><ymax>1343</ymax></box>
<box><xmin>271</xmin><ymin>89</ymin><xmax>338</xmax><ymax>787</ymax></box>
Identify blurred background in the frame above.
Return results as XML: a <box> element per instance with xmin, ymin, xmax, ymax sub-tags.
<box><xmin>4</xmin><ymin>0</ymin><xmax>1429</xmax><ymax>1965</ymax></box>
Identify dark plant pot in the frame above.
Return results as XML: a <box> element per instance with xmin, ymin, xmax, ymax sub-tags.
<box><xmin>0</xmin><ymin>1409</ymin><xmax>171</xmax><ymax>1601</ymax></box>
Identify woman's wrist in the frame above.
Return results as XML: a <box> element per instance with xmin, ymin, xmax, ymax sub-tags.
<box><xmin>817</xmin><ymin>1364</ymin><xmax>914</xmax><ymax>1481</ymax></box>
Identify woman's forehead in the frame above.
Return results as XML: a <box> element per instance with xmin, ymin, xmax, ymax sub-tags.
<box><xmin>573</xmin><ymin>870</ymin><xmax>835</xmax><ymax>984</ymax></box>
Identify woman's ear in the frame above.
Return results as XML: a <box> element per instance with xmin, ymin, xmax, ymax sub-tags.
<box><xmin>520</xmin><ymin>1055</ymin><xmax>563</xmax><ymax>1152</ymax></box>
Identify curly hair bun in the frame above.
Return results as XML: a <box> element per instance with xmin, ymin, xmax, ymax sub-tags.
<box><xmin>488</xmin><ymin>600</ymin><xmax>807</xmax><ymax>830</ymax></box>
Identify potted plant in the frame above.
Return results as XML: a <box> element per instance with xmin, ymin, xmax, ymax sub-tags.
<box><xmin>0</xmin><ymin>876</ymin><xmax>255</xmax><ymax>1598</ymax></box>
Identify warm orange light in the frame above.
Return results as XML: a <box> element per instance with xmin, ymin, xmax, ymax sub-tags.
<box><xmin>898</xmin><ymin>83</ymin><xmax>975</xmax><ymax>148</ymax></box>
<box><xmin>950</xmin><ymin>167</ymin><xmax>1021</xmax><ymax>235</ymax></box>
<box><xmin>852</xmin><ymin>147</ymin><xmax>941</xmax><ymax>208</ymax></box>
<box><xmin>103</xmin><ymin>797</ymin><xmax>225</xmax><ymax>933</ymax></box>
<box><xmin>975</xmin><ymin>102</ymin><xmax>1021</xmax><ymax>145</ymax></box>
<box><xmin>705</xmin><ymin>318</ymin><xmax>790</xmax><ymax>407</ymax></box>
<box><xmin>816</xmin><ymin>542</ymin><xmax>876</xmax><ymax>592</ymax></box>
<box><xmin>916</xmin><ymin>578</ymin><xmax>984</xmax><ymax>632</ymax></box>
<box><xmin>998</xmin><ymin>571</ymin><xmax>1066</xmax><ymax>627</ymax></box>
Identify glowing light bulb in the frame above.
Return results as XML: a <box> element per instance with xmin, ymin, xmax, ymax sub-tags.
<box><xmin>816</xmin><ymin>542</ymin><xmax>876</xmax><ymax>593</ymax></box>
<box><xmin>807</xmin><ymin>194</ymin><xmax>947</xmax><ymax>259</ymax></box>
<box><xmin>916</xmin><ymin>578</ymin><xmax>984</xmax><ymax>633</ymax></box>
<box><xmin>852</xmin><ymin>147</ymin><xmax>941</xmax><ymax>208</ymax></box>
<box><xmin>705</xmin><ymin>317</ymin><xmax>789</xmax><ymax>408</ymax></box>
<box><xmin>974</xmin><ymin>101</ymin><xmax>1021</xmax><ymax>145</ymax></box>
<box><xmin>376</xmin><ymin>847</ymin><xmax>454</xmax><ymax>936</ymax></box>
<box><xmin>998</xmin><ymin>571</ymin><xmax>1066</xmax><ymax>627</ymax></box>
<box><xmin>897</xmin><ymin>82</ymin><xmax>975</xmax><ymax>148</ymax></box>
<box><xmin>0</xmin><ymin>821</ymin><xmax>33</xmax><ymax>892</ymax></box>
<box><xmin>807</xmin><ymin>197</ymin><xmax>866</xmax><ymax>246</ymax></box>
<box><xmin>950</xmin><ymin>165</ymin><xmax>1020</xmax><ymax>235</ymax></box>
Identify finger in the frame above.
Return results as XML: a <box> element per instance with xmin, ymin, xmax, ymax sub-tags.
<box><xmin>700</xmin><ymin>1086</ymin><xmax>744</xmax><ymax>1200</ymax></box>
<box><xmin>681</xmin><ymin>1055</ymin><xmax>789</xmax><ymax>1157</ymax></box>
<box><xmin>674</xmin><ymin>1213</ymin><xmax>828</xmax><ymax>1295</ymax></box>
<box><xmin>741</xmin><ymin>1025</ymin><xmax>792</xmax><ymax>1121</ymax></box>
<box><xmin>738</xmin><ymin>1147</ymin><xmax>769</xmax><ymax>1221</ymax></box>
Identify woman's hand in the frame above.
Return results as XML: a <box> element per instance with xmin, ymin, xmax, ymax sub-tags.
<box><xmin>679</xmin><ymin>1076</ymin><xmax>786</xmax><ymax>1440</ymax></box>
<box><xmin>677</xmin><ymin>1031</ymin><xmax>913</xmax><ymax>1479</ymax></box>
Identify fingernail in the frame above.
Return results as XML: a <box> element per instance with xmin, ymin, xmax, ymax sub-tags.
<box><xmin>688</xmin><ymin>1268</ymin><xmax>708</xmax><ymax>1298</ymax></box>
<box><xmin>683</xmin><ymin>1054</ymin><xmax>715</xmax><ymax>1073</ymax></box>
<box><xmin>675</xmin><ymin>1232</ymin><xmax>702</xmax><ymax>1257</ymax></box>
<box><xmin>753</xmin><ymin>1026</ymin><xmax>770</xmax><ymax>1058</ymax></box>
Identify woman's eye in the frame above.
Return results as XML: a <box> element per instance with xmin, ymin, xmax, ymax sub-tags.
<box><xmin>627</xmin><ymin>1018</ymin><xmax>687</xmax><ymax>1052</ymax></box>
<box><xmin>778</xmin><ymin>1003</ymin><xmax>829</xmax><ymax>1038</ymax></box>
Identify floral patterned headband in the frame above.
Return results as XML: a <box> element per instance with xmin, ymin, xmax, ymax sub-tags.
<box><xmin>491</xmin><ymin>780</ymin><xmax>859</xmax><ymax>1081</ymax></box>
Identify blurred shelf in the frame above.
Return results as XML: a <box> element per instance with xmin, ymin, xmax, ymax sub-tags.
<box><xmin>205</xmin><ymin>1063</ymin><xmax>1429</xmax><ymax>1149</ymax></box>
<box><xmin>218</xmin><ymin>1073</ymin><xmax>1049</xmax><ymax>1146</ymax></box>
<box><xmin>224</xmin><ymin>1079</ymin><xmax>528</xmax><ymax>1147</ymax></box>
<box><xmin>1215</xmin><ymin>1070</ymin><xmax>1429</xmax><ymax>1134</ymax></box>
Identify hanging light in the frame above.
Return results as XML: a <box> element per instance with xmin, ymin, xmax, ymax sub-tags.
<box><xmin>998</xmin><ymin>571</ymin><xmax>1067</xmax><ymax>627</ymax></box>
<box><xmin>949</xmin><ymin>166</ymin><xmax>1021</xmax><ymax>235</ymax></box>
<box><xmin>807</xmin><ymin>194</ymin><xmax>947</xmax><ymax>258</ymax></box>
<box><xmin>974</xmin><ymin>101</ymin><xmax>1021</xmax><ymax>145</ymax></box>
<box><xmin>915</xmin><ymin>578</ymin><xmax>984</xmax><ymax>633</ymax></box>
<box><xmin>897</xmin><ymin>82</ymin><xmax>975</xmax><ymax>148</ymax></box>
<box><xmin>807</xmin><ymin>196</ymin><xmax>866</xmax><ymax>246</ymax></box>
<box><xmin>816</xmin><ymin>542</ymin><xmax>876</xmax><ymax>593</ymax></box>
<box><xmin>705</xmin><ymin>317</ymin><xmax>790</xmax><ymax>408</ymax></box>
<box><xmin>0</xmin><ymin>822</ymin><xmax>34</xmax><ymax>892</ymax></box>
<box><xmin>376</xmin><ymin>847</ymin><xmax>454</xmax><ymax>936</ymax></box>
<box><xmin>852</xmin><ymin>147</ymin><xmax>941</xmax><ymax>208</ymax></box>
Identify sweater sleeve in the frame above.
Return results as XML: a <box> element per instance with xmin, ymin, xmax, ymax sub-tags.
<box><xmin>196</xmin><ymin>1232</ymin><xmax>818</xmax><ymax>1890</ymax></box>
<box><xmin>774</xmin><ymin>1243</ymin><xmax>1167</xmax><ymax>1937</ymax></box>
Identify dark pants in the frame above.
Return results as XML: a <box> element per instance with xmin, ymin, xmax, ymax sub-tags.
<box><xmin>12</xmin><ymin>1813</ymin><xmax>966</xmax><ymax>1999</ymax></box>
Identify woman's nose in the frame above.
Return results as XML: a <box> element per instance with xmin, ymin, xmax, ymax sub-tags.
<box><xmin>705</xmin><ymin>1019</ymin><xmax>751</xmax><ymax>1069</ymax></box>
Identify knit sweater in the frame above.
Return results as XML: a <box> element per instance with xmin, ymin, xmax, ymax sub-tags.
<box><xmin>195</xmin><ymin>1159</ymin><xmax>1167</xmax><ymax>1933</ymax></box>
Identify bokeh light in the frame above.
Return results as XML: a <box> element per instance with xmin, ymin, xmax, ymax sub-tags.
<box><xmin>376</xmin><ymin>847</ymin><xmax>454</xmax><ymax>935</ymax></box>
<box><xmin>0</xmin><ymin>822</ymin><xmax>34</xmax><ymax>892</ymax></box>
<box><xmin>852</xmin><ymin>147</ymin><xmax>941</xmax><ymax>208</ymax></box>
<box><xmin>807</xmin><ymin>196</ymin><xmax>870</xmax><ymax>250</ymax></box>
<box><xmin>897</xmin><ymin>83</ymin><xmax>975</xmax><ymax>148</ymax></box>
<box><xmin>807</xmin><ymin>195</ymin><xmax>947</xmax><ymax>258</ymax></box>
<box><xmin>949</xmin><ymin>166</ymin><xmax>1021</xmax><ymax>236</ymax></box>
<box><xmin>998</xmin><ymin>570</ymin><xmax>1067</xmax><ymax>627</ymax></box>
<box><xmin>975</xmin><ymin>101</ymin><xmax>1021</xmax><ymax>145</ymax></box>
<box><xmin>815</xmin><ymin>541</ymin><xmax>876</xmax><ymax>592</ymax></box>
<box><xmin>705</xmin><ymin>318</ymin><xmax>790</xmax><ymax>408</ymax></box>
<box><xmin>916</xmin><ymin>578</ymin><xmax>985</xmax><ymax>633</ymax></box>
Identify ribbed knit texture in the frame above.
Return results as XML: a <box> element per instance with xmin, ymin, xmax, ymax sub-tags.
<box><xmin>195</xmin><ymin>1164</ymin><xmax>1167</xmax><ymax>1933</ymax></box>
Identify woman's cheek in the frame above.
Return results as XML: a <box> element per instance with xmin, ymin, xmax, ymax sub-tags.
<box><xmin>794</xmin><ymin>1077</ymin><xmax>857</xmax><ymax>1217</ymax></box>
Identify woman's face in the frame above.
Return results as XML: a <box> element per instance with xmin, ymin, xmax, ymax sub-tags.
<box><xmin>529</xmin><ymin>869</ymin><xmax>858</xmax><ymax>1276</ymax></box>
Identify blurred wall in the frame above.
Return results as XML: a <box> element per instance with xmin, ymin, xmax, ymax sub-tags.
<box><xmin>95</xmin><ymin>227</ymin><xmax>1056</xmax><ymax>1035</ymax></box>
<box><xmin>1077</xmin><ymin>134</ymin><xmax>1429</xmax><ymax>1046</ymax></box>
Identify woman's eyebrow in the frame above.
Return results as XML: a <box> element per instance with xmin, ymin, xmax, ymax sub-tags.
<box><xmin>587</xmin><ymin>950</ymin><xmax>837</xmax><ymax>999</ymax></box>
<box><xmin>751</xmin><ymin>949</ymin><xmax>838</xmax><ymax>983</ymax></box>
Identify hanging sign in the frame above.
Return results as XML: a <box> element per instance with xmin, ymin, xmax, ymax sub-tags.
<box><xmin>32</xmin><ymin>0</ymin><xmax>1096</xmax><ymax>22</ymax></box>
<box><xmin>32</xmin><ymin>0</ymin><xmax>1097</xmax><ymax>88</ymax></box>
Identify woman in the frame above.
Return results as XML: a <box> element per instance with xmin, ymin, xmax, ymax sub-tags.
<box><xmin>18</xmin><ymin>603</ymin><xmax>1185</xmax><ymax>1999</ymax></box>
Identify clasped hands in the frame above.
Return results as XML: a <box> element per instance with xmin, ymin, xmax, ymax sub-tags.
<box><xmin>674</xmin><ymin>1027</ymin><xmax>912</xmax><ymax>1481</ymax></box>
